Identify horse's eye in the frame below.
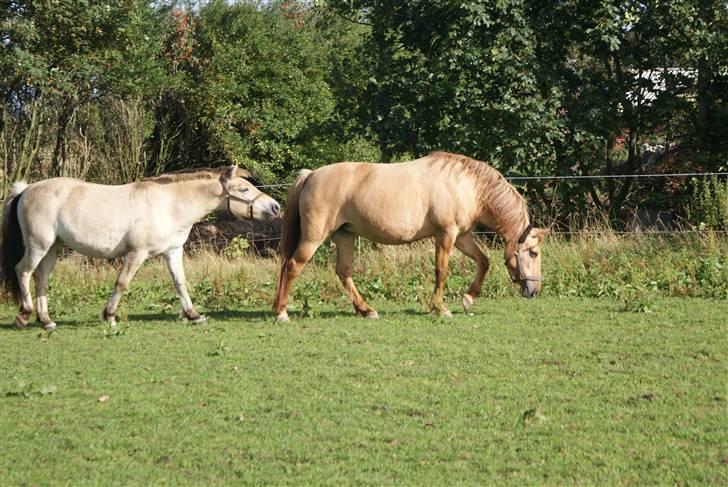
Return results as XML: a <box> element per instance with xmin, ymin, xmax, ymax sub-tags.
<box><xmin>240</xmin><ymin>187</ymin><xmax>250</xmax><ymax>193</ymax></box>
<box><xmin>529</xmin><ymin>250</ymin><xmax>538</xmax><ymax>258</ymax></box>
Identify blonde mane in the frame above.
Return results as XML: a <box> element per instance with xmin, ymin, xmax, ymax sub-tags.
<box><xmin>139</xmin><ymin>166</ymin><xmax>250</xmax><ymax>185</ymax></box>
<box><xmin>432</xmin><ymin>151</ymin><xmax>530</xmax><ymax>242</ymax></box>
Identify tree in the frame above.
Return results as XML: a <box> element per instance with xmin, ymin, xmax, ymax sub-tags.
<box><xmin>192</xmin><ymin>0</ymin><xmax>336</xmax><ymax>181</ymax></box>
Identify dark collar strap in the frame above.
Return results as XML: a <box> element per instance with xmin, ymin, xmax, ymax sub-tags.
<box><xmin>518</xmin><ymin>224</ymin><xmax>533</xmax><ymax>244</ymax></box>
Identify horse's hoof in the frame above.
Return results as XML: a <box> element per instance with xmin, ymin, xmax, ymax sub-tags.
<box><xmin>276</xmin><ymin>313</ymin><xmax>290</xmax><ymax>323</ymax></box>
<box><xmin>43</xmin><ymin>321</ymin><xmax>57</xmax><ymax>331</ymax></box>
<box><xmin>191</xmin><ymin>315</ymin><xmax>207</xmax><ymax>326</ymax></box>
<box><xmin>15</xmin><ymin>316</ymin><xmax>28</xmax><ymax>329</ymax></box>
<box><xmin>462</xmin><ymin>293</ymin><xmax>475</xmax><ymax>312</ymax></box>
<box><xmin>440</xmin><ymin>309</ymin><xmax>453</xmax><ymax>318</ymax></box>
<box><xmin>365</xmin><ymin>310</ymin><xmax>380</xmax><ymax>319</ymax></box>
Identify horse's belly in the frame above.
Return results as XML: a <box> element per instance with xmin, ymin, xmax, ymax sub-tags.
<box><xmin>57</xmin><ymin>225</ymin><xmax>129</xmax><ymax>258</ymax></box>
<box><xmin>345</xmin><ymin>216</ymin><xmax>433</xmax><ymax>244</ymax></box>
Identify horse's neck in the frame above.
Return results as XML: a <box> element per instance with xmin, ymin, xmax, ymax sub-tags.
<box><xmin>477</xmin><ymin>186</ymin><xmax>529</xmax><ymax>248</ymax></box>
<box><xmin>168</xmin><ymin>179</ymin><xmax>224</xmax><ymax>226</ymax></box>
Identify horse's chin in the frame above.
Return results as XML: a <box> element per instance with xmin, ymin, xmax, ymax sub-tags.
<box><xmin>259</xmin><ymin>210</ymin><xmax>280</xmax><ymax>222</ymax></box>
<box><xmin>521</xmin><ymin>284</ymin><xmax>540</xmax><ymax>298</ymax></box>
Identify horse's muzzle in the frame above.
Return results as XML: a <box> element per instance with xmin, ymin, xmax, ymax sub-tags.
<box><xmin>262</xmin><ymin>200</ymin><xmax>281</xmax><ymax>221</ymax></box>
<box><xmin>521</xmin><ymin>284</ymin><xmax>540</xmax><ymax>298</ymax></box>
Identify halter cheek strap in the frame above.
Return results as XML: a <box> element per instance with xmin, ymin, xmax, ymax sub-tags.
<box><xmin>518</xmin><ymin>224</ymin><xmax>533</xmax><ymax>244</ymax></box>
<box><xmin>226</xmin><ymin>190</ymin><xmax>262</xmax><ymax>220</ymax></box>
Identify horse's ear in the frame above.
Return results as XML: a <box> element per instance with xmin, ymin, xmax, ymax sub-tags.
<box><xmin>533</xmin><ymin>228</ymin><xmax>549</xmax><ymax>242</ymax></box>
<box><xmin>225</xmin><ymin>165</ymin><xmax>251</xmax><ymax>180</ymax></box>
<box><xmin>221</xmin><ymin>165</ymin><xmax>236</xmax><ymax>182</ymax></box>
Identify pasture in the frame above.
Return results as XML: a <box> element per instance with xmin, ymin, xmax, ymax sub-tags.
<box><xmin>1</xmin><ymin>237</ymin><xmax>726</xmax><ymax>484</ymax></box>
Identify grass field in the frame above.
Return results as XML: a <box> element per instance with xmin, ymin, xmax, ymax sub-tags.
<box><xmin>1</xmin><ymin>291</ymin><xmax>725</xmax><ymax>484</ymax></box>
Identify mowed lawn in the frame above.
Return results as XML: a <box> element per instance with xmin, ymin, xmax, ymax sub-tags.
<box><xmin>0</xmin><ymin>297</ymin><xmax>725</xmax><ymax>485</ymax></box>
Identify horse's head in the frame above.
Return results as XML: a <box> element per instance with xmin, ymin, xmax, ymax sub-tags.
<box><xmin>221</xmin><ymin>166</ymin><xmax>281</xmax><ymax>221</ymax></box>
<box><xmin>504</xmin><ymin>225</ymin><xmax>547</xmax><ymax>298</ymax></box>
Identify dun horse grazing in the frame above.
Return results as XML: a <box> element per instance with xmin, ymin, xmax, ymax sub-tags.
<box><xmin>273</xmin><ymin>152</ymin><xmax>547</xmax><ymax>322</ymax></box>
<box><xmin>1</xmin><ymin>166</ymin><xmax>280</xmax><ymax>330</ymax></box>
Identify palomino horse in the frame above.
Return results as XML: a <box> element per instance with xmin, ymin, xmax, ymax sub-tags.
<box><xmin>273</xmin><ymin>152</ymin><xmax>546</xmax><ymax>322</ymax></box>
<box><xmin>1</xmin><ymin>166</ymin><xmax>280</xmax><ymax>330</ymax></box>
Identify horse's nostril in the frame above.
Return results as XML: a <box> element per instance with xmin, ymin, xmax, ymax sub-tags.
<box><xmin>272</xmin><ymin>202</ymin><xmax>280</xmax><ymax>215</ymax></box>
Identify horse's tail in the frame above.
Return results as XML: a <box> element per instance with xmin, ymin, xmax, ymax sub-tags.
<box><xmin>274</xmin><ymin>169</ymin><xmax>312</xmax><ymax>308</ymax></box>
<box><xmin>1</xmin><ymin>182</ymin><xmax>29</xmax><ymax>305</ymax></box>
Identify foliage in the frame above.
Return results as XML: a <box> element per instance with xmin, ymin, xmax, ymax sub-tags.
<box><xmin>1</xmin><ymin>0</ymin><xmax>726</xmax><ymax>222</ymax></box>
<box><xmin>222</xmin><ymin>236</ymin><xmax>250</xmax><ymax>259</ymax></box>
<box><xmin>687</xmin><ymin>177</ymin><xmax>728</xmax><ymax>231</ymax></box>
<box><xmin>192</xmin><ymin>1</ymin><xmax>336</xmax><ymax>180</ymax></box>
<box><xmin>323</xmin><ymin>0</ymin><xmax>728</xmax><ymax>223</ymax></box>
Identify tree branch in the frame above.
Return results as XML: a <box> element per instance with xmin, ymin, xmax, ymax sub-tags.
<box><xmin>328</xmin><ymin>8</ymin><xmax>373</xmax><ymax>27</ymax></box>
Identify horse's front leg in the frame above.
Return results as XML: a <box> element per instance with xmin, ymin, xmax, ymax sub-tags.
<box><xmin>103</xmin><ymin>251</ymin><xmax>147</xmax><ymax>329</ymax></box>
<box><xmin>432</xmin><ymin>232</ymin><xmax>456</xmax><ymax>317</ymax></box>
<box><xmin>164</xmin><ymin>247</ymin><xmax>206</xmax><ymax>325</ymax></box>
<box><xmin>455</xmin><ymin>232</ymin><xmax>490</xmax><ymax>312</ymax></box>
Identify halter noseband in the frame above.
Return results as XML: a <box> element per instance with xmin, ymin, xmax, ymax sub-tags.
<box><xmin>508</xmin><ymin>224</ymin><xmax>544</xmax><ymax>283</ymax></box>
<box><xmin>225</xmin><ymin>189</ymin><xmax>262</xmax><ymax>220</ymax></box>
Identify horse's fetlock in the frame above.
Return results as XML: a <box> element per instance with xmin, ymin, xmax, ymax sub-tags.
<box><xmin>462</xmin><ymin>293</ymin><xmax>475</xmax><ymax>311</ymax></box>
<box><xmin>15</xmin><ymin>313</ymin><xmax>30</xmax><ymax>328</ymax></box>
<box><xmin>183</xmin><ymin>308</ymin><xmax>201</xmax><ymax>321</ymax></box>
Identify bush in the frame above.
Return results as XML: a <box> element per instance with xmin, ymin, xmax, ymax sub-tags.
<box><xmin>687</xmin><ymin>177</ymin><xmax>728</xmax><ymax>231</ymax></box>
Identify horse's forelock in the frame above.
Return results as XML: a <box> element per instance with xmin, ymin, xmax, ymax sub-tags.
<box><xmin>234</xmin><ymin>167</ymin><xmax>251</xmax><ymax>179</ymax></box>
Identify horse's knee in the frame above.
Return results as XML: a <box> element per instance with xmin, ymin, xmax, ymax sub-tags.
<box><xmin>335</xmin><ymin>264</ymin><xmax>352</xmax><ymax>281</ymax></box>
<box><xmin>481</xmin><ymin>257</ymin><xmax>490</xmax><ymax>273</ymax></box>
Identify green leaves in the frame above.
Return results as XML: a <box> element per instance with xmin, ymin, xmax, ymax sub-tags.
<box><xmin>195</xmin><ymin>1</ymin><xmax>337</xmax><ymax>181</ymax></box>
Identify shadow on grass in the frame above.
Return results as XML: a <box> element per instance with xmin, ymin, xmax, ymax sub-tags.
<box><xmin>0</xmin><ymin>319</ymin><xmax>86</xmax><ymax>331</ymax></box>
<box><xmin>0</xmin><ymin>305</ymin><xmax>434</xmax><ymax>330</ymax></box>
<box><xmin>205</xmin><ymin>306</ymin><xmax>430</xmax><ymax>322</ymax></box>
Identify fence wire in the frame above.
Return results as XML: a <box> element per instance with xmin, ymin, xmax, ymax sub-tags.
<box><xmin>256</xmin><ymin>171</ymin><xmax>728</xmax><ymax>189</ymax></box>
<box><xmin>242</xmin><ymin>229</ymin><xmax>727</xmax><ymax>245</ymax></box>
<box><xmin>242</xmin><ymin>170</ymin><xmax>728</xmax><ymax>244</ymax></box>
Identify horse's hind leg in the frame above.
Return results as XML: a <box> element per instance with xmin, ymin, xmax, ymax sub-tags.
<box><xmin>274</xmin><ymin>239</ymin><xmax>321</xmax><ymax>322</ymax></box>
<box><xmin>164</xmin><ymin>247</ymin><xmax>205</xmax><ymax>325</ymax></box>
<box><xmin>33</xmin><ymin>242</ymin><xmax>61</xmax><ymax>330</ymax></box>
<box><xmin>14</xmin><ymin>245</ymin><xmax>52</xmax><ymax>329</ymax></box>
<box><xmin>455</xmin><ymin>232</ymin><xmax>490</xmax><ymax>312</ymax></box>
<box><xmin>103</xmin><ymin>251</ymin><xmax>147</xmax><ymax>328</ymax></box>
<box><xmin>331</xmin><ymin>231</ymin><xmax>378</xmax><ymax>319</ymax></box>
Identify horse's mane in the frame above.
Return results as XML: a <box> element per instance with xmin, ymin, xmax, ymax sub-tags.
<box><xmin>140</xmin><ymin>166</ymin><xmax>250</xmax><ymax>185</ymax></box>
<box><xmin>431</xmin><ymin>151</ymin><xmax>529</xmax><ymax>241</ymax></box>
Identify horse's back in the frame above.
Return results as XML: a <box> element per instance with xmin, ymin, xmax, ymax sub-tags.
<box><xmin>300</xmin><ymin>156</ymin><xmax>477</xmax><ymax>243</ymax></box>
<box><xmin>18</xmin><ymin>178</ymin><xmax>143</xmax><ymax>257</ymax></box>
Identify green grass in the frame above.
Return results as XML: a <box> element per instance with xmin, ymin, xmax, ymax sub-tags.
<box><xmin>1</xmin><ymin>294</ymin><xmax>726</xmax><ymax>485</ymax></box>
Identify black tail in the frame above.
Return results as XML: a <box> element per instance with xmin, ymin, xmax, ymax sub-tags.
<box><xmin>1</xmin><ymin>191</ymin><xmax>25</xmax><ymax>304</ymax></box>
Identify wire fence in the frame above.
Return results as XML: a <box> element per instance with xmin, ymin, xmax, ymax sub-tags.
<box><xmin>241</xmin><ymin>229</ymin><xmax>727</xmax><ymax>245</ymax></box>
<box><xmin>255</xmin><ymin>171</ymin><xmax>728</xmax><ymax>190</ymax></box>
<box><xmin>237</xmin><ymin>170</ymin><xmax>728</xmax><ymax>245</ymax></box>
